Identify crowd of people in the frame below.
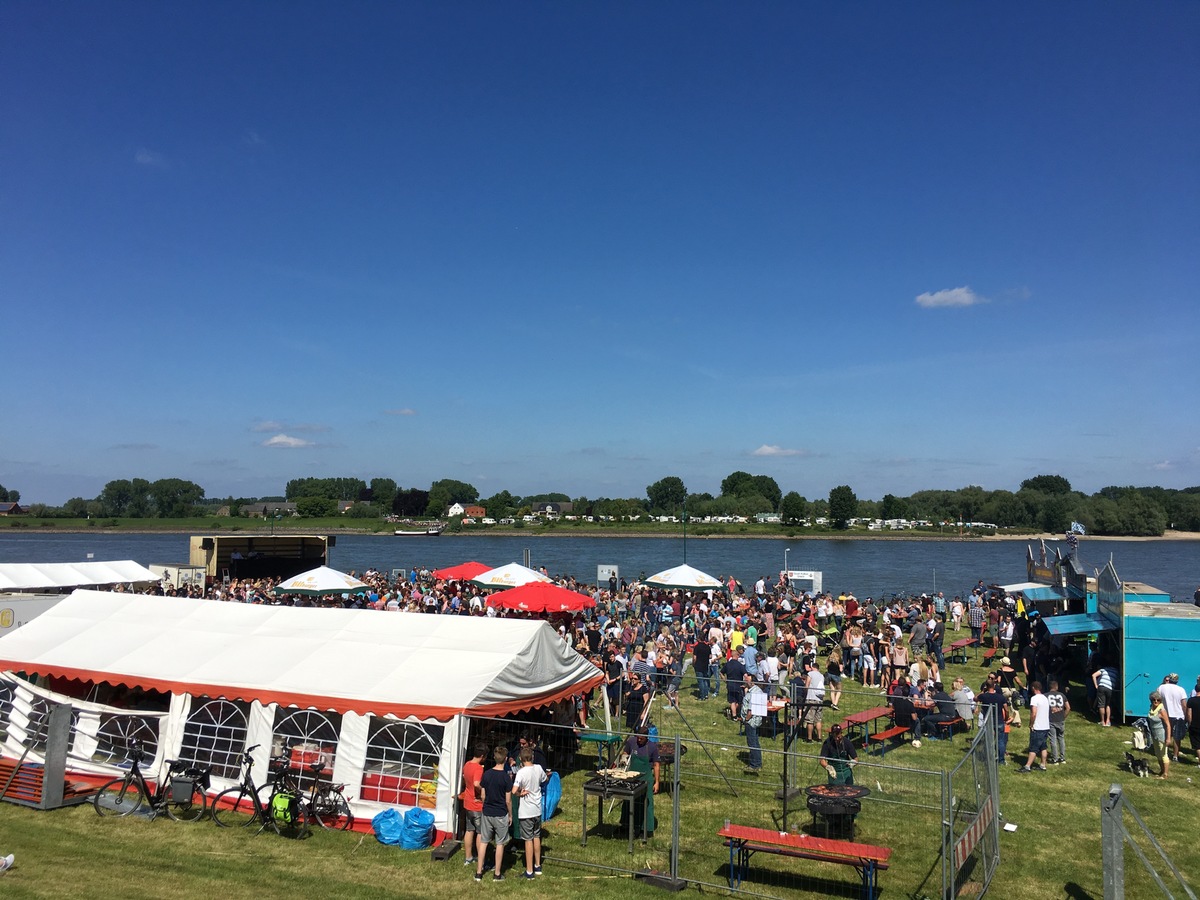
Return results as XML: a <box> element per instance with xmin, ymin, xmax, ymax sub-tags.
<box><xmin>131</xmin><ymin>565</ymin><xmax>1200</xmax><ymax>784</ymax></box>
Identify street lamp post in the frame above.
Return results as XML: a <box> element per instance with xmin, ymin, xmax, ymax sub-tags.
<box><xmin>271</xmin><ymin>507</ymin><xmax>280</xmax><ymax>536</ymax></box>
<box><xmin>784</xmin><ymin>547</ymin><xmax>790</xmax><ymax>575</ymax></box>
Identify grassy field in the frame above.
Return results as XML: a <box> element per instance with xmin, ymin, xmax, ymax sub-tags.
<box><xmin>0</xmin><ymin>652</ymin><xmax>1194</xmax><ymax>899</ymax></box>
<box><xmin>3</xmin><ymin>515</ymin><xmax>1034</xmax><ymax>540</ymax></box>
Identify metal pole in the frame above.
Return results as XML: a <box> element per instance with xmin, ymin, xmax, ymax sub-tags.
<box><xmin>1101</xmin><ymin>784</ymin><xmax>1124</xmax><ymax>900</ymax></box>
<box><xmin>670</xmin><ymin>734</ymin><xmax>681</xmax><ymax>880</ymax></box>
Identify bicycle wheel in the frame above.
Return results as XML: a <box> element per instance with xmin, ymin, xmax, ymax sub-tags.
<box><xmin>94</xmin><ymin>777</ymin><xmax>146</xmax><ymax>817</ymax></box>
<box><xmin>212</xmin><ymin>784</ymin><xmax>271</xmax><ymax>828</ymax></box>
<box><xmin>312</xmin><ymin>789</ymin><xmax>353</xmax><ymax>830</ymax></box>
<box><xmin>165</xmin><ymin>782</ymin><xmax>208</xmax><ymax>822</ymax></box>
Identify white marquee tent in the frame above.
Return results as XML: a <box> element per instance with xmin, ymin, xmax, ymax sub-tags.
<box><xmin>0</xmin><ymin>590</ymin><xmax>602</xmax><ymax>829</ymax></box>
<box><xmin>0</xmin><ymin>560</ymin><xmax>161</xmax><ymax>592</ymax></box>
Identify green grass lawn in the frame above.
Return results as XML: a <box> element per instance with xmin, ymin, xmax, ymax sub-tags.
<box><xmin>0</xmin><ymin>651</ymin><xmax>1193</xmax><ymax>899</ymax></box>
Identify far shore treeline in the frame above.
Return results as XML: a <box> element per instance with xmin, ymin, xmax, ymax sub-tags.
<box><xmin>2</xmin><ymin>473</ymin><xmax>1199</xmax><ymax>539</ymax></box>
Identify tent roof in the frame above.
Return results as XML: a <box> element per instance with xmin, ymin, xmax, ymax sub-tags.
<box><xmin>0</xmin><ymin>561</ymin><xmax>161</xmax><ymax>592</ymax></box>
<box><xmin>999</xmin><ymin>582</ymin><xmax>1065</xmax><ymax>602</ymax></box>
<box><xmin>1041</xmin><ymin>612</ymin><xmax>1117</xmax><ymax>637</ymax></box>
<box><xmin>0</xmin><ymin>591</ymin><xmax>602</xmax><ymax>722</ymax></box>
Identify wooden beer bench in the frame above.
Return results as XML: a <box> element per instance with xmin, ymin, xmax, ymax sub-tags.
<box><xmin>719</xmin><ymin>823</ymin><xmax>891</xmax><ymax>899</ymax></box>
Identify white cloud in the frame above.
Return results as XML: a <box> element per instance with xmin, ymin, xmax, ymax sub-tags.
<box><xmin>915</xmin><ymin>286</ymin><xmax>987</xmax><ymax>308</ymax></box>
<box><xmin>135</xmin><ymin>147</ymin><xmax>168</xmax><ymax>168</ymax></box>
<box><xmin>1153</xmin><ymin>460</ymin><xmax>1173</xmax><ymax>471</ymax></box>
<box><xmin>243</xmin><ymin>129</ymin><xmax>266</xmax><ymax>148</ymax></box>
<box><xmin>384</xmin><ymin>408</ymin><xmax>416</xmax><ymax>416</ymax></box>
<box><xmin>261</xmin><ymin>434</ymin><xmax>314</xmax><ymax>449</ymax></box>
<box><xmin>752</xmin><ymin>444</ymin><xmax>808</xmax><ymax>458</ymax></box>
<box><xmin>251</xmin><ymin>420</ymin><xmax>284</xmax><ymax>433</ymax></box>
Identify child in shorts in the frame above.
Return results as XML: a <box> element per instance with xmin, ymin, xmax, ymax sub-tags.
<box><xmin>511</xmin><ymin>746</ymin><xmax>548</xmax><ymax>879</ymax></box>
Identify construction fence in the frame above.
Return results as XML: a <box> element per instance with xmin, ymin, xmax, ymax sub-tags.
<box><xmin>465</xmin><ymin>696</ymin><xmax>1001</xmax><ymax>899</ymax></box>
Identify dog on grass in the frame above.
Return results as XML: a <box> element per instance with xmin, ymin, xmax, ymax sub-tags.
<box><xmin>1124</xmin><ymin>751</ymin><xmax>1150</xmax><ymax>778</ymax></box>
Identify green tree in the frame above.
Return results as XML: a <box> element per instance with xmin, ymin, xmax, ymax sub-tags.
<box><xmin>63</xmin><ymin>497</ymin><xmax>89</xmax><ymax>517</ymax></box>
<box><xmin>426</xmin><ymin>479</ymin><xmax>478</xmax><ymax>517</ymax></box>
<box><xmin>1021</xmin><ymin>474</ymin><xmax>1073</xmax><ymax>495</ymax></box>
<box><xmin>720</xmin><ymin>471</ymin><xmax>755</xmax><ymax>497</ymax></box>
<box><xmin>646</xmin><ymin>476</ymin><xmax>687</xmax><ymax>513</ymax></box>
<box><xmin>127</xmin><ymin>478</ymin><xmax>153</xmax><ymax>517</ymax></box>
<box><xmin>369</xmin><ymin>478</ymin><xmax>398</xmax><ymax>511</ymax></box>
<box><xmin>750</xmin><ymin>475</ymin><xmax>782</xmax><ymax>509</ymax></box>
<box><xmin>149</xmin><ymin>478</ymin><xmax>205</xmax><ymax>518</ymax></box>
<box><xmin>828</xmin><ymin>485</ymin><xmax>858</xmax><ymax>529</ymax></box>
<box><xmin>99</xmin><ymin>479</ymin><xmax>134</xmax><ymax>516</ymax></box>
<box><xmin>393</xmin><ymin>488</ymin><xmax>430</xmax><ymax>516</ymax></box>
<box><xmin>1116</xmin><ymin>493</ymin><xmax>1167</xmax><ymax>536</ymax></box>
<box><xmin>878</xmin><ymin>493</ymin><xmax>905</xmax><ymax>521</ymax></box>
<box><xmin>780</xmin><ymin>492</ymin><xmax>807</xmax><ymax>523</ymax></box>
<box><xmin>481</xmin><ymin>490</ymin><xmax>516</xmax><ymax>518</ymax></box>
<box><xmin>296</xmin><ymin>496</ymin><xmax>336</xmax><ymax>517</ymax></box>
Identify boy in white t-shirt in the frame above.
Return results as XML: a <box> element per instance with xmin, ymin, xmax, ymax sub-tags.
<box><xmin>511</xmin><ymin>748</ymin><xmax>548</xmax><ymax>879</ymax></box>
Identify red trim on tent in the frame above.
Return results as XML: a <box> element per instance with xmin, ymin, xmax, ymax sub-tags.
<box><xmin>0</xmin><ymin>661</ymin><xmax>604</xmax><ymax>723</ymax></box>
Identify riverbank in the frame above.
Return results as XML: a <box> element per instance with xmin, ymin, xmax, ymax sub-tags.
<box><xmin>4</xmin><ymin>520</ymin><xmax>1198</xmax><ymax>541</ymax></box>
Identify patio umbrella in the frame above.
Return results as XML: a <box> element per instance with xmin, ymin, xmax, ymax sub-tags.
<box><xmin>432</xmin><ymin>561</ymin><xmax>491</xmax><ymax>582</ymax></box>
<box><xmin>471</xmin><ymin>562</ymin><xmax>552</xmax><ymax>591</ymax></box>
<box><xmin>273</xmin><ymin>565</ymin><xmax>368</xmax><ymax>597</ymax></box>
<box><xmin>487</xmin><ymin>581</ymin><xmax>595</xmax><ymax>613</ymax></box>
<box><xmin>644</xmin><ymin>563</ymin><xmax>723</xmax><ymax>592</ymax></box>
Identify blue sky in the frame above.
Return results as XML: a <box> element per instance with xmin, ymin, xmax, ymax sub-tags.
<box><xmin>3</xmin><ymin>3</ymin><xmax>1198</xmax><ymax>506</ymax></box>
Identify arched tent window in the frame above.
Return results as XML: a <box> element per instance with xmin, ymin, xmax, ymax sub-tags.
<box><xmin>91</xmin><ymin>712</ymin><xmax>160</xmax><ymax>766</ymax></box>
<box><xmin>361</xmin><ymin>717</ymin><xmax>444</xmax><ymax>807</ymax></box>
<box><xmin>273</xmin><ymin>708</ymin><xmax>342</xmax><ymax>789</ymax></box>
<box><xmin>24</xmin><ymin>695</ymin><xmax>82</xmax><ymax>756</ymax></box>
<box><xmin>181</xmin><ymin>699</ymin><xmax>251</xmax><ymax>780</ymax></box>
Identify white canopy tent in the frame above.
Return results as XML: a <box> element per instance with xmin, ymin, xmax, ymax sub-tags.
<box><xmin>0</xmin><ymin>591</ymin><xmax>602</xmax><ymax>829</ymax></box>
<box><xmin>471</xmin><ymin>562</ymin><xmax>552</xmax><ymax>590</ymax></box>
<box><xmin>644</xmin><ymin>563</ymin><xmax>723</xmax><ymax>592</ymax></box>
<box><xmin>0</xmin><ymin>560</ymin><xmax>161</xmax><ymax>592</ymax></box>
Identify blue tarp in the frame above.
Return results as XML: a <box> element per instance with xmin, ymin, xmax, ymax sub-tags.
<box><xmin>1042</xmin><ymin>613</ymin><xmax>1117</xmax><ymax>637</ymax></box>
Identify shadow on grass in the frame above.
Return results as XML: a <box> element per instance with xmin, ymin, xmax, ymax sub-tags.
<box><xmin>717</xmin><ymin>862</ymin><xmax>866</xmax><ymax>899</ymax></box>
<box><xmin>1065</xmin><ymin>883</ymin><xmax>1099</xmax><ymax>900</ymax></box>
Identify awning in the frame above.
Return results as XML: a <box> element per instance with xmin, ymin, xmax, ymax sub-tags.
<box><xmin>1000</xmin><ymin>582</ymin><xmax>1064</xmax><ymax>602</ymax></box>
<box><xmin>1041</xmin><ymin>613</ymin><xmax>1117</xmax><ymax>637</ymax></box>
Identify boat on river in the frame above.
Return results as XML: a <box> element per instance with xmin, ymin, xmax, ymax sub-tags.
<box><xmin>393</xmin><ymin>522</ymin><xmax>445</xmax><ymax>537</ymax></box>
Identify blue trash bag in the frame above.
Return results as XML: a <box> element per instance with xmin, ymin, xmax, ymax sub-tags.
<box><xmin>541</xmin><ymin>771</ymin><xmax>562</xmax><ymax>821</ymax></box>
<box><xmin>399</xmin><ymin>806</ymin><xmax>436</xmax><ymax>850</ymax></box>
<box><xmin>372</xmin><ymin>808</ymin><xmax>403</xmax><ymax>845</ymax></box>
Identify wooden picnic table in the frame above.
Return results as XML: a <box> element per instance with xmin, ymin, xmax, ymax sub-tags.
<box><xmin>839</xmin><ymin>706</ymin><xmax>894</xmax><ymax>748</ymax></box>
<box><xmin>719</xmin><ymin>822</ymin><xmax>892</xmax><ymax>899</ymax></box>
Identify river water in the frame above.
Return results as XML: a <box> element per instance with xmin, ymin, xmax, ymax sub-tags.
<box><xmin>0</xmin><ymin>531</ymin><xmax>1195</xmax><ymax>601</ymax></box>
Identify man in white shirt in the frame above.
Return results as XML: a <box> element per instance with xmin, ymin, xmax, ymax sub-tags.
<box><xmin>1159</xmin><ymin>674</ymin><xmax>1189</xmax><ymax>763</ymax></box>
<box><xmin>803</xmin><ymin>660</ymin><xmax>826</xmax><ymax>743</ymax></box>
<box><xmin>1019</xmin><ymin>682</ymin><xmax>1051</xmax><ymax>772</ymax></box>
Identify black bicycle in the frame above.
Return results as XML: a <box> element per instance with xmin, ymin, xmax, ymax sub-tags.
<box><xmin>94</xmin><ymin>739</ymin><xmax>211</xmax><ymax>822</ymax></box>
<box><xmin>210</xmin><ymin>745</ymin><xmax>273</xmax><ymax>828</ymax></box>
<box><xmin>300</xmin><ymin>759</ymin><xmax>353</xmax><ymax>830</ymax></box>
<box><xmin>211</xmin><ymin>748</ymin><xmax>309</xmax><ymax>837</ymax></box>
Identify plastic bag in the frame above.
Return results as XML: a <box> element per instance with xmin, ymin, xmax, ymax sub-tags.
<box><xmin>399</xmin><ymin>806</ymin><xmax>435</xmax><ymax>850</ymax></box>
<box><xmin>372</xmin><ymin>808</ymin><xmax>403</xmax><ymax>845</ymax></box>
<box><xmin>541</xmin><ymin>771</ymin><xmax>561</xmax><ymax>821</ymax></box>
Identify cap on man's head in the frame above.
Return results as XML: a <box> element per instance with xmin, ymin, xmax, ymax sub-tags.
<box><xmin>1168</xmin><ymin>673</ymin><xmax>1179</xmax><ymax>684</ymax></box>
<box><xmin>830</xmin><ymin>723</ymin><xmax>842</xmax><ymax>736</ymax></box>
